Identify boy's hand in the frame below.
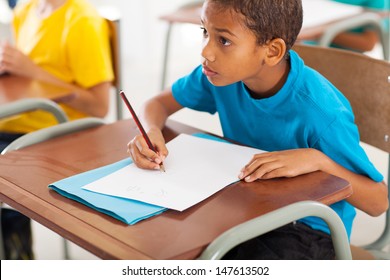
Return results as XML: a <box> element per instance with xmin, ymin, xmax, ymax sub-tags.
<box><xmin>239</xmin><ymin>148</ymin><xmax>324</xmax><ymax>182</ymax></box>
<box><xmin>127</xmin><ymin>127</ymin><xmax>168</xmax><ymax>170</ymax></box>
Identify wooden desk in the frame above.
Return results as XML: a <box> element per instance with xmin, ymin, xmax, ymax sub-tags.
<box><xmin>0</xmin><ymin>119</ymin><xmax>352</xmax><ymax>259</ymax></box>
<box><xmin>0</xmin><ymin>74</ymin><xmax>74</xmax><ymax>105</ymax></box>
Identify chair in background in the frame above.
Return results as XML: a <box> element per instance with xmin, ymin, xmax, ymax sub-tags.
<box><xmin>2</xmin><ymin>117</ymin><xmax>105</xmax><ymax>154</ymax></box>
<box><xmin>293</xmin><ymin>44</ymin><xmax>390</xmax><ymax>259</ymax></box>
<box><xmin>0</xmin><ymin>117</ymin><xmax>106</xmax><ymax>260</ymax></box>
<box><xmin>0</xmin><ymin>98</ymin><xmax>68</xmax><ymax>123</ymax></box>
<box><xmin>199</xmin><ymin>201</ymin><xmax>352</xmax><ymax>260</ymax></box>
<box><xmin>317</xmin><ymin>12</ymin><xmax>389</xmax><ymax>61</ymax></box>
<box><xmin>0</xmin><ymin>98</ymin><xmax>68</xmax><ymax>260</ymax></box>
<box><xmin>159</xmin><ymin>1</ymin><xmax>203</xmax><ymax>90</ymax></box>
<box><xmin>98</xmin><ymin>6</ymin><xmax>123</xmax><ymax>120</ymax></box>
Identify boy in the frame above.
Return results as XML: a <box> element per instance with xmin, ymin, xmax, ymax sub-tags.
<box><xmin>127</xmin><ymin>0</ymin><xmax>388</xmax><ymax>259</ymax></box>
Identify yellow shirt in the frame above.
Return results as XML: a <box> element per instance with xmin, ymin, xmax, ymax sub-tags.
<box><xmin>0</xmin><ymin>0</ymin><xmax>114</xmax><ymax>133</ymax></box>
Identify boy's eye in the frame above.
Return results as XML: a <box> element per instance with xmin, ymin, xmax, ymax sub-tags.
<box><xmin>220</xmin><ymin>37</ymin><xmax>231</xmax><ymax>46</ymax></box>
<box><xmin>200</xmin><ymin>27</ymin><xmax>208</xmax><ymax>37</ymax></box>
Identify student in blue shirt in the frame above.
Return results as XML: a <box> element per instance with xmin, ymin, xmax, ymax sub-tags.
<box><xmin>127</xmin><ymin>0</ymin><xmax>388</xmax><ymax>259</ymax></box>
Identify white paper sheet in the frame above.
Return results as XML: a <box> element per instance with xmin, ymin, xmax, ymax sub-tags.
<box><xmin>82</xmin><ymin>134</ymin><xmax>265</xmax><ymax>211</ymax></box>
<box><xmin>302</xmin><ymin>0</ymin><xmax>363</xmax><ymax>29</ymax></box>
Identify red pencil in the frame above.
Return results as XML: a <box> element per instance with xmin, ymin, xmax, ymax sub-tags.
<box><xmin>119</xmin><ymin>90</ymin><xmax>166</xmax><ymax>172</ymax></box>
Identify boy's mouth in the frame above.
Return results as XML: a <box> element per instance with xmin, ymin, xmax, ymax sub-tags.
<box><xmin>202</xmin><ymin>64</ymin><xmax>218</xmax><ymax>77</ymax></box>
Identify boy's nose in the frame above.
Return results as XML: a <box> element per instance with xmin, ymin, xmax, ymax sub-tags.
<box><xmin>201</xmin><ymin>39</ymin><xmax>216</xmax><ymax>62</ymax></box>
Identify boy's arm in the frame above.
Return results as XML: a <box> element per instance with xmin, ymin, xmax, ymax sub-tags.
<box><xmin>318</xmin><ymin>150</ymin><xmax>388</xmax><ymax>217</ymax></box>
<box><xmin>127</xmin><ymin>88</ymin><xmax>183</xmax><ymax>170</ymax></box>
<box><xmin>239</xmin><ymin>148</ymin><xmax>388</xmax><ymax>217</ymax></box>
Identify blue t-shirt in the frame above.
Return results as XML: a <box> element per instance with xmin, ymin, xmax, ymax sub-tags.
<box><xmin>172</xmin><ymin>50</ymin><xmax>384</xmax><ymax>238</ymax></box>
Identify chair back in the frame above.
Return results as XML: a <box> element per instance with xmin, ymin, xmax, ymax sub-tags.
<box><xmin>0</xmin><ymin>98</ymin><xmax>68</xmax><ymax>123</ymax></box>
<box><xmin>199</xmin><ymin>201</ymin><xmax>352</xmax><ymax>260</ymax></box>
<box><xmin>106</xmin><ymin>18</ymin><xmax>122</xmax><ymax>92</ymax></box>
<box><xmin>293</xmin><ymin>44</ymin><xmax>390</xmax><ymax>154</ymax></box>
<box><xmin>293</xmin><ymin>44</ymin><xmax>390</xmax><ymax>259</ymax></box>
<box><xmin>98</xmin><ymin>6</ymin><xmax>123</xmax><ymax>120</ymax></box>
<box><xmin>1</xmin><ymin>117</ymin><xmax>105</xmax><ymax>154</ymax></box>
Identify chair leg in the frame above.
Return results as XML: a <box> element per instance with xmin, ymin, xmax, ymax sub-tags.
<box><xmin>0</xmin><ymin>205</ymin><xmax>5</xmax><ymax>260</ymax></box>
<box><xmin>63</xmin><ymin>238</ymin><xmax>70</xmax><ymax>260</ymax></box>
<box><xmin>115</xmin><ymin>92</ymin><xmax>123</xmax><ymax>121</ymax></box>
<box><xmin>161</xmin><ymin>23</ymin><xmax>173</xmax><ymax>91</ymax></box>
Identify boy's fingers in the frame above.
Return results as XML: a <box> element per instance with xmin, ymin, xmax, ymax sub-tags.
<box><xmin>156</xmin><ymin>144</ymin><xmax>169</xmax><ymax>161</ymax></box>
<box><xmin>128</xmin><ymin>142</ymin><xmax>160</xmax><ymax>170</ymax></box>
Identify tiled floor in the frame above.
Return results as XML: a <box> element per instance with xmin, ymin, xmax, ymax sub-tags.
<box><xmin>1</xmin><ymin>0</ymin><xmax>389</xmax><ymax>259</ymax></box>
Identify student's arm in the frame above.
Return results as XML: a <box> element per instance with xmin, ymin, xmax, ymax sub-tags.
<box><xmin>127</xmin><ymin>89</ymin><xmax>183</xmax><ymax>170</ymax></box>
<box><xmin>61</xmin><ymin>82</ymin><xmax>111</xmax><ymax>118</ymax></box>
<box><xmin>239</xmin><ymin>148</ymin><xmax>388</xmax><ymax>217</ymax></box>
<box><xmin>331</xmin><ymin>29</ymin><xmax>379</xmax><ymax>52</ymax></box>
<box><xmin>0</xmin><ymin>42</ymin><xmax>110</xmax><ymax>117</ymax></box>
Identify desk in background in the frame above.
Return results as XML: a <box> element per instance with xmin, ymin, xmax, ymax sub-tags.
<box><xmin>0</xmin><ymin>74</ymin><xmax>74</xmax><ymax>105</ymax></box>
<box><xmin>0</xmin><ymin>119</ymin><xmax>352</xmax><ymax>259</ymax></box>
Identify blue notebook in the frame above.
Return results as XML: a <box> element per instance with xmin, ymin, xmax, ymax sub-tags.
<box><xmin>48</xmin><ymin>133</ymin><xmax>227</xmax><ymax>225</ymax></box>
<box><xmin>49</xmin><ymin>158</ymin><xmax>166</xmax><ymax>225</ymax></box>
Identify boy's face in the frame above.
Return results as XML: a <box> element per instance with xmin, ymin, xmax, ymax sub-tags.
<box><xmin>200</xmin><ymin>1</ymin><xmax>269</xmax><ymax>88</ymax></box>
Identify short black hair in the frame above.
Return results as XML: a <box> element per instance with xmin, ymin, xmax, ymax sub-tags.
<box><xmin>209</xmin><ymin>0</ymin><xmax>303</xmax><ymax>51</ymax></box>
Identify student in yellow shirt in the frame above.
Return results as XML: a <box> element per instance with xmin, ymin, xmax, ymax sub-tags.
<box><xmin>0</xmin><ymin>0</ymin><xmax>114</xmax><ymax>259</ymax></box>
<box><xmin>0</xmin><ymin>0</ymin><xmax>114</xmax><ymax>149</ymax></box>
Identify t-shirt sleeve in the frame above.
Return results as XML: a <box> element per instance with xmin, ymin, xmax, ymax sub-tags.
<box><xmin>172</xmin><ymin>65</ymin><xmax>217</xmax><ymax>114</ymax></box>
<box><xmin>66</xmin><ymin>17</ymin><xmax>114</xmax><ymax>88</ymax></box>
<box><xmin>313</xmin><ymin>116</ymin><xmax>384</xmax><ymax>182</ymax></box>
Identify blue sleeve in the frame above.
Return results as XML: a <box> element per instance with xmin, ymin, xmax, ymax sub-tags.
<box><xmin>172</xmin><ymin>65</ymin><xmax>217</xmax><ymax>114</ymax></box>
<box><xmin>314</xmin><ymin>116</ymin><xmax>384</xmax><ymax>182</ymax></box>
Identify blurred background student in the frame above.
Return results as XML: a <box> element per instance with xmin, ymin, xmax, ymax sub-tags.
<box><xmin>0</xmin><ymin>0</ymin><xmax>114</xmax><ymax>259</ymax></box>
<box><xmin>305</xmin><ymin>0</ymin><xmax>389</xmax><ymax>53</ymax></box>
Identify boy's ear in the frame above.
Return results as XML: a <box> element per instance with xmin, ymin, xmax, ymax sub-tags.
<box><xmin>264</xmin><ymin>38</ymin><xmax>287</xmax><ymax>66</ymax></box>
